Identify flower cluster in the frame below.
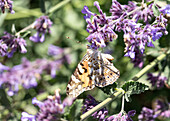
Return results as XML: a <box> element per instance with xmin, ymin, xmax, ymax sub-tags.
<box><xmin>82</xmin><ymin>1</ymin><xmax>118</xmax><ymax>49</ymax></box>
<box><xmin>0</xmin><ymin>44</ymin><xmax>70</xmax><ymax>96</ymax></box>
<box><xmin>82</xmin><ymin>0</ymin><xmax>168</xmax><ymax>60</ymax></box>
<box><xmin>147</xmin><ymin>73</ymin><xmax>167</xmax><ymax>89</ymax></box>
<box><xmin>82</xmin><ymin>95</ymin><xmax>108</xmax><ymax>121</ymax></box>
<box><xmin>0</xmin><ymin>0</ymin><xmax>15</xmax><ymax>14</ymax></box>
<box><xmin>30</xmin><ymin>16</ymin><xmax>53</xmax><ymax>43</ymax></box>
<box><xmin>104</xmin><ymin>110</ymin><xmax>136</xmax><ymax>121</ymax></box>
<box><xmin>138</xmin><ymin>99</ymin><xmax>170</xmax><ymax>121</ymax></box>
<box><xmin>21</xmin><ymin>89</ymin><xmax>75</xmax><ymax>121</ymax></box>
<box><xmin>82</xmin><ymin>95</ymin><xmax>136</xmax><ymax>121</ymax></box>
<box><xmin>131</xmin><ymin>48</ymin><xmax>144</xmax><ymax>68</ymax></box>
<box><xmin>159</xmin><ymin>4</ymin><xmax>170</xmax><ymax>16</ymax></box>
<box><xmin>0</xmin><ymin>32</ymin><xmax>27</xmax><ymax>58</ymax></box>
<box><xmin>138</xmin><ymin>107</ymin><xmax>157</xmax><ymax>121</ymax></box>
<box><xmin>154</xmin><ymin>99</ymin><xmax>170</xmax><ymax>118</ymax></box>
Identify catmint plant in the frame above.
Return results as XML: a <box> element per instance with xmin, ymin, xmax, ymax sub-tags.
<box><xmin>0</xmin><ymin>0</ymin><xmax>169</xmax><ymax>121</ymax></box>
<box><xmin>82</xmin><ymin>0</ymin><xmax>168</xmax><ymax>61</ymax></box>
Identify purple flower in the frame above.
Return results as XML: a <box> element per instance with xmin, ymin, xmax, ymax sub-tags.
<box><xmin>127</xmin><ymin>2</ymin><xmax>154</xmax><ymax>23</ymax></box>
<box><xmin>82</xmin><ymin>1</ymin><xmax>168</xmax><ymax>60</ymax></box>
<box><xmin>159</xmin><ymin>5</ymin><xmax>170</xmax><ymax>15</ymax></box>
<box><xmin>0</xmin><ymin>32</ymin><xmax>27</xmax><ymax>57</ymax></box>
<box><xmin>154</xmin><ymin>99</ymin><xmax>170</xmax><ymax>119</ymax></box>
<box><xmin>110</xmin><ymin>0</ymin><xmax>127</xmax><ymax>20</ymax></box>
<box><xmin>0</xmin><ymin>0</ymin><xmax>15</xmax><ymax>14</ymax></box>
<box><xmin>82</xmin><ymin>95</ymin><xmax>108</xmax><ymax>121</ymax></box>
<box><xmin>138</xmin><ymin>107</ymin><xmax>157</xmax><ymax>121</ymax></box>
<box><xmin>104</xmin><ymin>110</ymin><xmax>136</xmax><ymax>121</ymax></box>
<box><xmin>82</xmin><ymin>2</ymin><xmax>118</xmax><ymax>49</ymax></box>
<box><xmin>48</xmin><ymin>44</ymin><xmax>64</xmax><ymax>56</ymax></box>
<box><xmin>147</xmin><ymin>73</ymin><xmax>167</xmax><ymax>89</ymax></box>
<box><xmin>21</xmin><ymin>112</ymin><xmax>36</xmax><ymax>121</ymax></box>
<box><xmin>0</xmin><ymin>55</ymin><xmax>67</xmax><ymax>95</ymax></box>
<box><xmin>21</xmin><ymin>89</ymin><xmax>75</xmax><ymax>121</ymax></box>
<box><xmin>81</xmin><ymin>6</ymin><xmax>96</xmax><ymax>19</ymax></box>
<box><xmin>30</xmin><ymin>16</ymin><xmax>52</xmax><ymax>42</ymax></box>
<box><xmin>131</xmin><ymin>48</ymin><xmax>144</xmax><ymax>68</ymax></box>
<box><xmin>48</xmin><ymin>44</ymin><xmax>71</xmax><ymax>64</ymax></box>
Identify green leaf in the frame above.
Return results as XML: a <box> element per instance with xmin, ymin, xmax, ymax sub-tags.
<box><xmin>152</xmin><ymin>3</ymin><xmax>161</xmax><ymax>16</ymax></box>
<box><xmin>121</xmin><ymin>81</ymin><xmax>149</xmax><ymax>102</ymax></box>
<box><xmin>98</xmin><ymin>83</ymin><xmax>117</xmax><ymax>95</ymax></box>
<box><xmin>64</xmin><ymin>99</ymin><xmax>83</xmax><ymax>121</ymax></box>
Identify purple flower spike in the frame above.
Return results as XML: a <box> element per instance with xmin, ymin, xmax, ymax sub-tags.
<box><xmin>0</xmin><ymin>0</ymin><xmax>15</xmax><ymax>14</ymax></box>
<box><xmin>48</xmin><ymin>45</ymin><xmax>64</xmax><ymax>56</ymax></box>
<box><xmin>147</xmin><ymin>73</ymin><xmax>167</xmax><ymax>89</ymax></box>
<box><xmin>21</xmin><ymin>89</ymin><xmax>75</xmax><ymax>121</ymax></box>
<box><xmin>138</xmin><ymin>107</ymin><xmax>156</xmax><ymax>121</ymax></box>
<box><xmin>159</xmin><ymin>5</ymin><xmax>170</xmax><ymax>15</ymax></box>
<box><xmin>110</xmin><ymin>0</ymin><xmax>126</xmax><ymax>20</ymax></box>
<box><xmin>154</xmin><ymin>99</ymin><xmax>170</xmax><ymax>119</ymax></box>
<box><xmin>82</xmin><ymin>95</ymin><xmax>108</xmax><ymax>120</ymax></box>
<box><xmin>30</xmin><ymin>16</ymin><xmax>52</xmax><ymax>43</ymax></box>
<box><xmin>0</xmin><ymin>54</ymin><xmax>69</xmax><ymax>95</ymax></box>
<box><xmin>104</xmin><ymin>110</ymin><xmax>136</xmax><ymax>121</ymax></box>
<box><xmin>131</xmin><ymin>48</ymin><xmax>144</xmax><ymax>68</ymax></box>
<box><xmin>0</xmin><ymin>32</ymin><xmax>27</xmax><ymax>58</ymax></box>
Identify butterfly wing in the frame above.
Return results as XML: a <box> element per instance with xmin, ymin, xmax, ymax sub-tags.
<box><xmin>66</xmin><ymin>49</ymin><xmax>96</xmax><ymax>97</ymax></box>
<box><xmin>94</xmin><ymin>53</ymin><xmax>120</xmax><ymax>87</ymax></box>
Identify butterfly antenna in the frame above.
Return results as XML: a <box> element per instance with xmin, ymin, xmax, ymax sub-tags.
<box><xmin>66</xmin><ymin>36</ymin><xmax>84</xmax><ymax>46</ymax></box>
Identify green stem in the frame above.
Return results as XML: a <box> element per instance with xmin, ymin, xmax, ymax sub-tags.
<box><xmin>120</xmin><ymin>95</ymin><xmax>125</xmax><ymax>113</ymax></box>
<box><xmin>80</xmin><ymin>88</ymin><xmax>125</xmax><ymax>121</ymax></box>
<box><xmin>15</xmin><ymin>23</ymin><xmax>34</xmax><ymax>37</ymax></box>
<box><xmin>48</xmin><ymin>0</ymin><xmax>71</xmax><ymax>14</ymax></box>
<box><xmin>80</xmin><ymin>51</ymin><xmax>169</xmax><ymax>121</ymax></box>
<box><xmin>132</xmin><ymin>51</ymin><xmax>169</xmax><ymax>81</ymax></box>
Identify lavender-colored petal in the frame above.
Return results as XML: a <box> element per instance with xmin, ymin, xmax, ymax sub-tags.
<box><xmin>21</xmin><ymin>112</ymin><xmax>36</xmax><ymax>121</ymax></box>
<box><xmin>32</xmin><ymin>97</ymin><xmax>43</xmax><ymax>107</ymax></box>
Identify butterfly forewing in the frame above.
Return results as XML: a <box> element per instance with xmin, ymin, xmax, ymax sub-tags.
<box><xmin>66</xmin><ymin>49</ymin><xmax>96</xmax><ymax>97</ymax></box>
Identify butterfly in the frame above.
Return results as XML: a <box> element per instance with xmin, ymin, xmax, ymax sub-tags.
<box><xmin>66</xmin><ymin>46</ymin><xmax>120</xmax><ymax>97</ymax></box>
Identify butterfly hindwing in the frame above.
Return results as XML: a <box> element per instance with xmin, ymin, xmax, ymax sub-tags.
<box><xmin>93</xmin><ymin>52</ymin><xmax>120</xmax><ymax>87</ymax></box>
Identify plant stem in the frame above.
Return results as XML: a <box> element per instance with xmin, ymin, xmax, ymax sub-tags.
<box><xmin>80</xmin><ymin>88</ymin><xmax>125</xmax><ymax>121</ymax></box>
<box><xmin>48</xmin><ymin>0</ymin><xmax>71</xmax><ymax>14</ymax></box>
<box><xmin>15</xmin><ymin>23</ymin><xmax>34</xmax><ymax>37</ymax></box>
<box><xmin>132</xmin><ymin>51</ymin><xmax>169</xmax><ymax>81</ymax></box>
<box><xmin>120</xmin><ymin>95</ymin><xmax>125</xmax><ymax>113</ymax></box>
<box><xmin>80</xmin><ymin>51</ymin><xmax>169</xmax><ymax>121</ymax></box>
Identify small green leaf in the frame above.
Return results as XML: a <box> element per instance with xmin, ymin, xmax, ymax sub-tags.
<box><xmin>98</xmin><ymin>83</ymin><xmax>117</xmax><ymax>95</ymax></box>
<box><xmin>152</xmin><ymin>3</ymin><xmax>161</xmax><ymax>16</ymax></box>
<box><xmin>121</xmin><ymin>81</ymin><xmax>149</xmax><ymax>102</ymax></box>
<box><xmin>64</xmin><ymin>99</ymin><xmax>83</xmax><ymax>121</ymax></box>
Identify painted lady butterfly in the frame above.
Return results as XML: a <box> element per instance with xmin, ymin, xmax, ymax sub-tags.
<box><xmin>66</xmin><ymin>46</ymin><xmax>120</xmax><ymax>97</ymax></box>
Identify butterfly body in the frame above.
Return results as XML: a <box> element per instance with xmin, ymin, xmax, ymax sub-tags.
<box><xmin>67</xmin><ymin>48</ymin><xmax>120</xmax><ymax>97</ymax></box>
